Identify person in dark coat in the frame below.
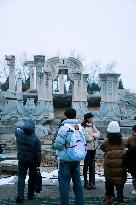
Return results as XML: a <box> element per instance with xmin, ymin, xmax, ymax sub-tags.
<box><xmin>125</xmin><ymin>125</ymin><xmax>136</xmax><ymax>195</ymax></box>
<box><xmin>100</xmin><ymin>121</ymin><xmax>127</xmax><ymax>205</ymax></box>
<box><xmin>15</xmin><ymin>118</ymin><xmax>41</xmax><ymax>203</ymax></box>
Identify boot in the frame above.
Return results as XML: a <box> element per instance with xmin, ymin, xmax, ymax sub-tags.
<box><xmin>84</xmin><ymin>181</ymin><xmax>92</xmax><ymax>190</ymax></box>
<box><xmin>15</xmin><ymin>196</ymin><xmax>24</xmax><ymax>203</ymax></box>
<box><xmin>117</xmin><ymin>203</ymin><xmax>126</xmax><ymax>205</ymax></box>
<box><xmin>89</xmin><ymin>182</ymin><xmax>96</xmax><ymax>189</ymax></box>
<box><xmin>106</xmin><ymin>196</ymin><xmax>112</xmax><ymax>204</ymax></box>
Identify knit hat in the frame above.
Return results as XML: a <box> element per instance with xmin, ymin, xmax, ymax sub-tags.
<box><xmin>107</xmin><ymin>121</ymin><xmax>120</xmax><ymax>133</ymax></box>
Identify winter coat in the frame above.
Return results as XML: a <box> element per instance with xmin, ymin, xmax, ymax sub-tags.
<box><xmin>53</xmin><ymin>119</ymin><xmax>86</xmax><ymax>161</ymax></box>
<box><xmin>124</xmin><ymin>134</ymin><xmax>136</xmax><ymax>175</ymax></box>
<box><xmin>15</xmin><ymin>119</ymin><xmax>41</xmax><ymax>165</ymax></box>
<box><xmin>83</xmin><ymin>123</ymin><xmax>100</xmax><ymax>150</ymax></box>
<box><xmin>100</xmin><ymin>138</ymin><xmax>127</xmax><ymax>185</ymax></box>
<box><xmin>126</xmin><ymin>134</ymin><xmax>136</xmax><ymax>149</ymax></box>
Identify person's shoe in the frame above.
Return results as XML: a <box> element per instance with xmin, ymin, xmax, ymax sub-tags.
<box><xmin>105</xmin><ymin>196</ymin><xmax>112</xmax><ymax>204</ymax></box>
<box><xmin>28</xmin><ymin>196</ymin><xmax>33</xmax><ymax>200</ymax></box>
<box><xmin>15</xmin><ymin>196</ymin><xmax>24</xmax><ymax>203</ymax></box>
<box><xmin>89</xmin><ymin>183</ymin><xmax>96</xmax><ymax>189</ymax></box>
<box><xmin>84</xmin><ymin>181</ymin><xmax>92</xmax><ymax>190</ymax></box>
<box><xmin>27</xmin><ymin>194</ymin><xmax>34</xmax><ymax>200</ymax></box>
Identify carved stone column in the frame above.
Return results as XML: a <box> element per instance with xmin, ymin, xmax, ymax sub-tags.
<box><xmin>16</xmin><ymin>72</ymin><xmax>22</xmax><ymax>92</ymax></box>
<box><xmin>24</xmin><ymin>61</ymin><xmax>35</xmax><ymax>89</ymax></box>
<box><xmin>96</xmin><ymin>73</ymin><xmax>123</xmax><ymax>123</ymax></box>
<box><xmin>34</xmin><ymin>55</ymin><xmax>45</xmax><ymax>100</ymax></box>
<box><xmin>5</xmin><ymin>55</ymin><xmax>15</xmax><ymax>92</ymax></box>
<box><xmin>100</xmin><ymin>73</ymin><xmax>120</xmax><ymax>103</ymax></box>
<box><xmin>58</xmin><ymin>74</ymin><xmax>65</xmax><ymax>94</ymax></box>
<box><xmin>68</xmin><ymin>72</ymin><xmax>88</xmax><ymax>118</ymax></box>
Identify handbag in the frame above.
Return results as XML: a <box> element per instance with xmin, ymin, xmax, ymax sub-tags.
<box><xmin>35</xmin><ymin>167</ymin><xmax>42</xmax><ymax>193</ymax></box>
<box><xmin>0</xmin><ymin>145</ymin><xmax>3</xmax><ymax>154</ymax></box>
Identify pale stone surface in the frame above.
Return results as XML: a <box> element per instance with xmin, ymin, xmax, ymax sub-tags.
<box><xmin>5</xmin><ymin>55</ymin><xmax>16</xmax><ymax>92</ymax></box>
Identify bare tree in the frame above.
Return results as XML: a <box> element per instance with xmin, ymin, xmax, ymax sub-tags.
<box><xmin>83</xmin><ymin>60</ymin><xmax>102</xmax><ymax>85</ymax></box>
<box><xmin>70</xmin><ymin>49</ymin><xmax>86</xmax><ymax>62</ymax></box>
<box><xmin>0</xmin><ymin>58</ymin><xmax>8</xmax><ymax>82</ymax></box>
<box><xmin>105</xmin><ymin>61</ymin><xmax>117</xmax><ymax>73</ymax></box>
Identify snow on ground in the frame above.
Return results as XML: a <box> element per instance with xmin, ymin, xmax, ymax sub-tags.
<box><xmin>0</xmin><ymin>170</ymin><xmax>132</xmax><ymax>186</ymax></box>
<box><xmin>0</xmin><ymin>159</ymin><xmax>133</xmax><ymax>186</ymax></box>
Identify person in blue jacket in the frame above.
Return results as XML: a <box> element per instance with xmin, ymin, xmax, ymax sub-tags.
<box><xmin>53</xmin><ymin>108</ymin><xmax>85</xmax><ymax>205</ymax></box>
<box><xmin>15</xmin><ymin>118</ymin><xmax>41</xmax><ymax>203</ymax></box>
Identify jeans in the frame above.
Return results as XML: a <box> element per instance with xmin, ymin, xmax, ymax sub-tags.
<box><xmin>83</xmin><ymin>149</ymin><xmax>96</xmax><ymax>185</ymax></box>
<box><xmin>105</xmin><ymin>180</ymin><xmax>124</xmax><ymax>203</ymax></box>
<box><xmin>17</xmin><ymin>160</ymin><xmax>37</xmax><ymax>199</ymax></box>
<box><xmin>58</xmin><ymin>161</ymin><xmax>84</xmax><ymax>205</ymax></box>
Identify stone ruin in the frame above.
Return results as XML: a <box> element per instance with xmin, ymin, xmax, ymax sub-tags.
<box><xmin>0</xmin><ymin>55</ymin><xmax>88</xmax><ymax>126</ymax></box>
<box><xmin>0</xmin><ymin>55</ymin><xmax>135</xmax><ymax>154</ymax></box>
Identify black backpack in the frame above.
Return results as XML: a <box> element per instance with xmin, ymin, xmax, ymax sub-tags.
<box><xmin>0</xmin><ymin>145</ymin><xmax>3</xmax><ymax>154</ymax></box>
<box><xmin>35</xmin><ymin>168</ymin><xmax>42</xmax><ymax>193</ymax></box>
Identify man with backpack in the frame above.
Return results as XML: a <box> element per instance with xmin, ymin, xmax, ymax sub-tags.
<box><xmin>53</xmin><ymin>108</ymin><xmax>86</xmax><ymax>205</ymax></box>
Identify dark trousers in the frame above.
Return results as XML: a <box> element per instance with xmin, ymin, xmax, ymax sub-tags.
<box><xmin>17</xmin><ymin>160</ymin><xmax>37</xmax><ymax>199</ymax></box>
<box><xmin>105</xmin><ymin>180</ymin><xmax>124</xmax><ymax>203</ymax></box>
<box><xmin>58</xmin><ymin>161</ymin><xmax>84</xmax><ymax>205</ymax></box>
<box><xmin>83</xmin><ymin>149</ymin><xmax>96</xmax><ymax>184</ymax></box>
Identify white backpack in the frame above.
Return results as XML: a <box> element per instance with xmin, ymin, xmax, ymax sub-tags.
<box><xmin>64</xmin><ymin>123</ymin><xmax>87</xmax><ymax>161</ymax></box>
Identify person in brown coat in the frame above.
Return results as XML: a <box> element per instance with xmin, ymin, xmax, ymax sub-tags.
<box><xmin>100</xmin><ymin>121</ymin><xmax>127</xmax><ymax>205</ymax></box>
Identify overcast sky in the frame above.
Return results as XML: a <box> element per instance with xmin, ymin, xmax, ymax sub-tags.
<box><xmin>0</xmin><ymin>0</ymin><xmax>136</xmax><ymax>91</ymax></box>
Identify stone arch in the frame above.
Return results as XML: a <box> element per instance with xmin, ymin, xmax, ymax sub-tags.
<box><xmin>43</xmin><ymin>57</ymin><xmax>88</xmax><ymax>118</ymax></box>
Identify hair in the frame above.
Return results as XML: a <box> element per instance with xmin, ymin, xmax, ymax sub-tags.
<box><xmin>64</xmin><ymin>108</ymin><xmax>76</xmax><ymax>119</ymax></box>
<box><xmin>81</xmin><ymin>120</ymin><xmax>86</xmax><ymax>128</ymax></box>
<box><xmin>107</xmin><ymin>133</ymin><xmax>122</xmax><ymax>145</ymax></box>
<box><xmin>81</xmin><ymin>112</ymin><xmax>94</xmax><ymax>128</ymax></box>
<box><xmin>132</xmin><ymin>125</ymin><xmax>136</xmax><ymax>132</ymax></box>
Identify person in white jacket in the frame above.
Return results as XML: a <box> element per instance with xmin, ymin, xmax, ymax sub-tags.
<box><xmin>81</xmin><ymin>112</ymin><xmax>100</xmax><ymax>190</ymax></box>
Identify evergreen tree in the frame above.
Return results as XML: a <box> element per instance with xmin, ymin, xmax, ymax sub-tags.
<box><xmin>22</xmin><ymin>76</ymin><xmax>30</xmax><ymax>92</ymax></box>
<box><xmin>87</xmin><ymin>82</ymin><xmax>100</xmax><ymax>94</ymax></box>
<box><xmin>118</xmin><ymin>79</ymin><xmax>124</xmax><ymax>89</ymax></box>
<box><xmin>1</xmin><ymin>76</ymin><xmax>9</xmax><ymax>91</ymax></box>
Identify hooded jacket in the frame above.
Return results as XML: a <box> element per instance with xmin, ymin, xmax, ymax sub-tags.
<box><xmin>83</xmin><ymin>123</ymin><xmax>100</xmax><ymax>150</ymax></box>
<box><xmin>15</xmin><ymin>119</ymin><xmax>41</xmax><ymax>165</ymax></box>
<box><xmin>54</xmin><ymin>119</ymin><xmax>86</xmax><ymax>161</ymax></box>
<box><xmin>100</xmin><ymin>138</ymin><xmax>127</xmax><ymax>185</ymax></box>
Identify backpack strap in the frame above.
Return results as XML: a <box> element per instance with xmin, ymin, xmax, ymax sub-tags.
<box><xmin>64</xmin><ymin>123</ymin><xmax>82</xmax><ymax>132</ymax></box>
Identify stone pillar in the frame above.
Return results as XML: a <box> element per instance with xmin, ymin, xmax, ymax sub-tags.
<box><xmin>81</xmin><ymin>74</ymin><xmax>88</xmax><ymax>102</ymax></box>
<box><xmin>16</xmin><ymin>72</ymin><xmax>22</xmax><ymax>92</ymax></box>
<box><xmin>99</xmin><ymin>73</ymin><xmax>120</xmax><ymax>103</ymax></box>
<box><xmin>68</xmin><ymin>72</ymin><xmax>88</xmax><ymax>118</ymax></box>
<box><xmin>24</xmin><ymin>61</ymin><xmax>35</xmax><ymax>89</ymax></box>
<box><xmin>34</xmin><ymin>55</ymin><xmax>45</xmax><ymax>100</ymax></box>
<box><xmin>96</xmin><ymin>73</ymin><xmax>122</xmax><ymax>123</ymax></box>
<box><xmin>43</xmin><ymin>72</ymin><xmax>53</xmax><ymax>101</ymax></box>
<box><xmin>58</xmin><ymin>74</ymin><xmax>65</xmax><ymax>94</ymax></box>
<box><xmin>5</xmin><ymin>55</ymin><xmax>16</xmax><ymax>92</ymax></box>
